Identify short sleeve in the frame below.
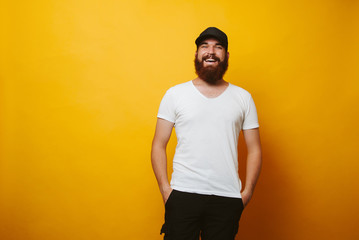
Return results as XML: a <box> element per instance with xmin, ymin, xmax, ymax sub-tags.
<box><xmin>157</xmin><ymin>90</ymin><xmax>176</xmax><ymax>123</ymax></box>
<box><xmin>242</xmin><ymin>95</ymin><xmax>259</xmax><ymax>130</ymax></box>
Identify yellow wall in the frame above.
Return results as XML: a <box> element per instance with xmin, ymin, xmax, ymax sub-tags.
<box><xmin>1</xmin><ymin>0</ymin><xmax>358</xmax><ymax>239</ymax></box>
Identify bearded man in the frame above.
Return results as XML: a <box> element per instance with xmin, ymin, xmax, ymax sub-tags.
<box><xmin>151</xmin><ymin>27</ymin><xmax>262</xmax><ymax>240</ymax></box>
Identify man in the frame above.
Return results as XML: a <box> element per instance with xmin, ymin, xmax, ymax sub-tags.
<box><xmin>151</xmin><ymin>27</ymin><xmax>262</xmax><ymax>240</ymax></box>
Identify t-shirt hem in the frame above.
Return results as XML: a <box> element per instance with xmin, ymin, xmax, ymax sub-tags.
<box><xmin>172</xmin><ymin>186</ymin><xmax>242</xmax><ymax>199</ymax></box>
<box><xmin>157</xmin><ymin>114</ymin><xmax>175</xmax><ymax>123</ymax></box>
<box><xmin>242</xmin><ymin>124</ymin><xmax>259</xmax><ymax>130</ymax></box>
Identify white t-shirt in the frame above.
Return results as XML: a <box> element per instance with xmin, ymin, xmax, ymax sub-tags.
<box><xmin>157</xmin><ymin>80</ymin><xmax>259</xmax><ymax>198</ymax></box>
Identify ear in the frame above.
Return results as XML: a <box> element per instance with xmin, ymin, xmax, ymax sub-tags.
<box><xmin>226</xmin><ymin>52</ymin><xmax>230</xmax><ymax>59</ymax></box>
<box><xmin>195</xmin><ymin>52</ymin><xmax>198</xmax><ymax>58</ymax></box>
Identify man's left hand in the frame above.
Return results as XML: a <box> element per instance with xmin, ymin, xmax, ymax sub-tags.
<box><xmin>241</xmin><ymin>190</ymin><xmax>252</xmax><ymax>208</ymax></box>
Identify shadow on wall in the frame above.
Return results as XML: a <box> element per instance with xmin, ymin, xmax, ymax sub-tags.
<box><xmin>236</xmin><ymin>128</ymin><xmax>295</xmax><ymax>240</ymax></box>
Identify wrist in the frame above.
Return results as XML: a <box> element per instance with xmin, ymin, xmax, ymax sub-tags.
<box><xmin>242</xmin><ymin>188</ymin><xmax>253</xmax><ymax>197</ymax></box>
<box><xmin>160</xmin><ymin>184</ymin><xmax>171</xmax><ymax>194</ymax></box>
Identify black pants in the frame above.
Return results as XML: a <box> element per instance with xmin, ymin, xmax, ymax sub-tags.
<box><xmin>161</xmin><ymin>190</ymin><xmax>244</xmax><ymax>240</ymax></box>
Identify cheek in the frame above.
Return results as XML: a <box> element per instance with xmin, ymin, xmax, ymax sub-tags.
<box><xmin>197</xmin><ymin>54</ymin><xmax>204</xmax><ymax>62</ymax></box>
<box><xmin>220</xmin><ymin>55</ymin><xmax>227</xmax><ymax>62</ymax></box>
<box><xmin>197</xmin><ymin>50</ymin><xmax>207</xmax><ymax>59</ymax></box>
<box><xmin>195</xmin><ymin>52</ymin><xmax>200</xmax><ymax>60</ymax></box>
<box><xmin>216</xmin><ymin>51</ymin><xmax>226</xmax><ymax>59</ymax></box>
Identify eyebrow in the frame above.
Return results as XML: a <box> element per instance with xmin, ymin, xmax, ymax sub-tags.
<box><xmin>200</xmin><ymin>42</ymin><xmax>223</xmax><ymax>47</ymax></box>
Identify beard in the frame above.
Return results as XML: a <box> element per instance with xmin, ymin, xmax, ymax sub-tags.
<box><xmin>194</xmin><ymin>54</ymin><xmax>229</xmax><ymax>85</ymax></box>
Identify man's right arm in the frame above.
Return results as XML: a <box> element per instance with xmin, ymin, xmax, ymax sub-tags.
<box><xmin>151</xmin><ymin>118</ymin><xmax>175</xmax><ymax>204</ymax></box>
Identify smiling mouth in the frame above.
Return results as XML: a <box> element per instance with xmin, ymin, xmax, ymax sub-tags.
<box><xmin>205</xmin><ymin>59</ymin><xmax>217</xmax><ymax>62</ymax></box>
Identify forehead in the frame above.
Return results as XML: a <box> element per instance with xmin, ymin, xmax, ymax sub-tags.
<box><xmin>199</xmin><ymin>37</ymin><xmax>222</xmax><ymax>45</ymax></box>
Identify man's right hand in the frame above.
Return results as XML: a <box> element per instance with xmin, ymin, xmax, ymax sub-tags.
<box><xmin>161</xmin><ymin>186</ymin><xmax>173</xmax><ymax>204</ymax></box>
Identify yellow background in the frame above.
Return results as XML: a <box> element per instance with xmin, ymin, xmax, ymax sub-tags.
<box><xmin>1</xmin><ymin>0</ymin><xmax>358</xmax><ymax>239</ymax></box>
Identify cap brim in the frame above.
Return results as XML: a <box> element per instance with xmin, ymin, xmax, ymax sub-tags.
<box><xmin>195</xmin><ymin>35</ymin><xmax>222</xmax><ymax>46</ymax></box>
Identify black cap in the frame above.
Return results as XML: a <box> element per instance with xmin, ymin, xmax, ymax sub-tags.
<box><xmin>195</xmin><ymin>27</ymin><xmax>228</xmax><ymax>51</ymax></box>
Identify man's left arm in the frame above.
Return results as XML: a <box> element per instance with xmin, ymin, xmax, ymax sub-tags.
<box><xmin>241</xmin><ymin>128</ymin><xmax>262</xmax><ymax>207</ymax></box>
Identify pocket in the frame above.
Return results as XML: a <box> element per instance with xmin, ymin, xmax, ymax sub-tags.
<box><xmin>165</xmin><ymin>189</ymin><xmax>176</xmax><ymax>207</ymax></box>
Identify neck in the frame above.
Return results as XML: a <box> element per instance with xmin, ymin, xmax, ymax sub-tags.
<box><xmin>194</xmin><ymin>77</ymin><xmax>227</xmax><ymax>86</ymax></box>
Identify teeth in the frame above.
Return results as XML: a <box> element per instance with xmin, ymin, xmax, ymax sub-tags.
<box><xmin>206</xmin><ymin>59</ymin><xmax>216</xmax><ymax>62</ymax></box>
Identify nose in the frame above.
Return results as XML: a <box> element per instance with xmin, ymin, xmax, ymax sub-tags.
<box><xmin>208</xmin><ymin>46</ymin><xmax>215</xmax><ymax>54</ymax></box>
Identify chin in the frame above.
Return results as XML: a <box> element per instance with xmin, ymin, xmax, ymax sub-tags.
<box><xmin>194</xmin><ymin>56</ymin><xmax>229</xmax><ymax>83</ymax></box>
